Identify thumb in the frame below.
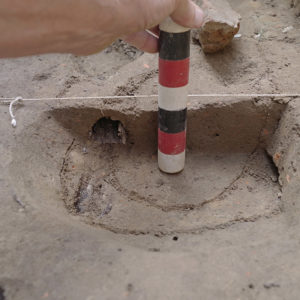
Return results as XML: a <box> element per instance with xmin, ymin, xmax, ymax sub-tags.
<box><xmin>171</xmin><ymin>0</ymin><xmax>204</xmax><ymax>28</ymax></box>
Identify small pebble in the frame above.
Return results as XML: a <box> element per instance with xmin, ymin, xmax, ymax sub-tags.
<box><xmin>282</xmin><ymin>26</ymin><xmax>294</xmax><ymax>33</ymax></box>
<box><xmin>87</xmin><ymin>184</ymin><xmax>94</xmax><ymax>197</ymax></box>
<box><xmin>271</xmin><ymin>176</ymin><xmax>278</xmax><ymax>183</ymax></box>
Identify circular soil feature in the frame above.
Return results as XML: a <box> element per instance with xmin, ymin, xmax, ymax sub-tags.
<box><xmin>7</xmin><ymin>99</ymin><xmax>285</xmax><ymax>236</ymax></box>
<box><xmin>60</xmin><ymin>139</ymin><xmax>282</xmax><ymax>235</ymax></box>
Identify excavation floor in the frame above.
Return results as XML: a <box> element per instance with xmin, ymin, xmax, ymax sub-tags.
<box><xmin>54</xmin><ymin>103</ymin><xmax>282</xmax><ymax>235</ymax></box>
<box><xmin>0</xmin><ymin>0</ymin><xmax>300</xmax><ymax>299</ymax></box>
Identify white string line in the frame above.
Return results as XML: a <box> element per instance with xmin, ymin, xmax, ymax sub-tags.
<box><xmin>9</xmin><ymin>96</ymin><xmax>23</xmax><ymax>127</ymax></box>
<box><xmin>4</xmin><ymin>94</ymin><xmax>300</xmax><ymax>128</ymax></box>
<box><xmin>0</xmin><ymin>93</ymin><xmax>300</xmax><ymax>103</ymax></box>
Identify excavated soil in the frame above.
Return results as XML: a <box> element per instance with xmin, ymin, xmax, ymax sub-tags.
<box><xmin>0</xmin><ymin>1</ymin><xmax>300</xmax><ymax>299</ymax></box>
<box><xmin>55</xmin><ymin>102</ymin><xmax>284</xmax><ymax>235</ymax></box>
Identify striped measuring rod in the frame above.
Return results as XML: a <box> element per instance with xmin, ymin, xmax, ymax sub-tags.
<box><xmin>158</xmin><ymin>18</ymin><xmax>190</xmax><ymax>174</ymax></box>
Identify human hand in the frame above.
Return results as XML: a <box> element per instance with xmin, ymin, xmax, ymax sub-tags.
<box><xmin>0</xmin><ymin>0</ymin><xmax>204</xmax><ymax>57</ymax></box>
<box><xmin>121</xmin><ymin>0</ymin><xmax>204</xmax><ymax>53</ymax></box>
<box><xmin>70</xmin><ymin>0</ymin><xmax>204</xmax><ymax>55</ymax></box>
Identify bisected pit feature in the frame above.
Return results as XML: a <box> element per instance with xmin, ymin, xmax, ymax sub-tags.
<box><xmin>43</xmin><ymin>98</ymin><xmax>286</xmax><ymax>235</ymax></box>
<box><xmin>6</xmin><ymin>97</ymin><xmax>290</xmax><ymax>236</ymax></box>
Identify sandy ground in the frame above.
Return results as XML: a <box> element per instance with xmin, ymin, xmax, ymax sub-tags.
<box><xmin>0</xmin><ymin>0</ymin><xmax>300</xmax><ymax>299</ymax></box>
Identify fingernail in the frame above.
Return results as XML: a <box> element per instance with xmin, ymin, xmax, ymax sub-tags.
<box><xmin>195</xmin><ymin>7</ymin><xmax>204</xmax><ymax>27</ymax></box>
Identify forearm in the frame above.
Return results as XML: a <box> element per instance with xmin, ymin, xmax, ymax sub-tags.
<box><xmin>0</xmin><ymin>0</ymin><xmax>117</xmax><ymax>57</ymax></box>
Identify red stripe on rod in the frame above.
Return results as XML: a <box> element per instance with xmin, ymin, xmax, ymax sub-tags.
<box><xmin>158</xmin><ymin>129</ymin><xmax>186</xmax><ymax>155</ymax></box>
<box><xmin>159</xmin><ymin>58</ymin><xmax>189</xmax><ymax>88</ymax></box>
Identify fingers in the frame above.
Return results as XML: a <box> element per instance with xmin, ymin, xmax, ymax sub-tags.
<box><xmin>123</xmin><ymin>30</ymin><xmax>158</xmax><ymax>53</ymax></box>
<box><xmin>120</xmin><ymin>0</ymin><xmax>204</xmax><ymax>53</ymax></box>
<box><xmin>171</xmin><ymin>0</ymin><xmax>204</xmax><ymax>28</ymax></box>
<box><xmin>148</xmin><ymin>26</ymin><xmax>159</xmax><ymax>37</ymax></box>
<box><xmin>137</xmin><ymin>0</ymin><xmax>204</xmax><ymax>30</ymax></box>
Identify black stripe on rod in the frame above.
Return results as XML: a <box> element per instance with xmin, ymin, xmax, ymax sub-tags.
<box><xmin>159</xmin><ymin>31</ymin><xmax>191</xmax><ymax>61</ymax></box>
<box><xmin>159</xmin><ymin>108</ymin><xmax>187</xmax><ymax>134</ymax></box>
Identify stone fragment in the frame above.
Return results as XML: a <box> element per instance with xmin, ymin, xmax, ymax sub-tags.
<box><xmin>193</xmin><ymin>0</ymin><xmax>241</xmax><ymax>53</ymax></box>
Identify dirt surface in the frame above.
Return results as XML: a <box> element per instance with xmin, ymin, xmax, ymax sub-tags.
<box><xmin>0</xmin><ymin>1</ymin><xmax>300</xmax><ymax>299</ymax></box>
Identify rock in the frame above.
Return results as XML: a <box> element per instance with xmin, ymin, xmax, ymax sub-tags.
<box><xmin>193</xmin><ymin>0</ymin><xmax>241</xmax><ymax>53</ymax></box>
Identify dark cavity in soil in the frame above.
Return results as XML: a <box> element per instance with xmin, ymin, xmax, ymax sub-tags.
<box><xmin>92</xmin><ymin>117</ymin><xmax>126</xmax><ymax>144</ymax></box>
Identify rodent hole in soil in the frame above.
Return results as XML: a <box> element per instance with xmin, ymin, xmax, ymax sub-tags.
<box><xmin>92</xmin><ymin>117</ymin><xmax>127</xmax><ymax>144</ymax></box>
